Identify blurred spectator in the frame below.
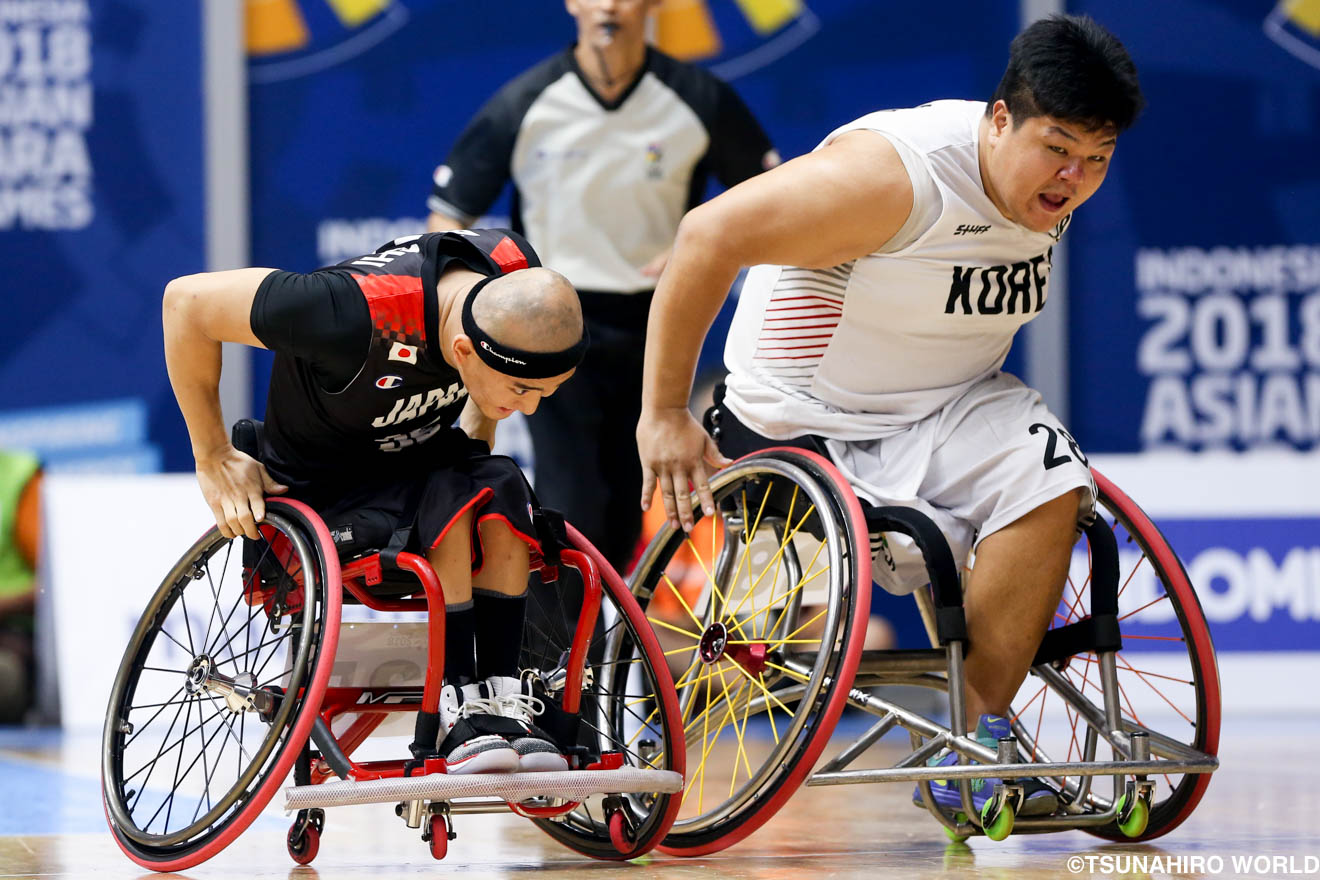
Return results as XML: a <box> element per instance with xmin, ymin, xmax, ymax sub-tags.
<box><xmin>427</xmin><ymin>0</ymin><xmax>778</xmax><ymax>573</ymax></box>
<box><xmin>0</xmin><ymin>450</ymin><xmax>41</xmax><ymax>724</ymax></box>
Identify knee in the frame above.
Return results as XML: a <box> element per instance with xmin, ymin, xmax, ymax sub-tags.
<box><xmin>432</xmin><ymin>510</ymin><xmax>474</xmax><ymax>552</ymax></box>
<box><xmin>477</xmin><ymin>517</ymin><xmax>530</xmax><ymax>553</ymax></box>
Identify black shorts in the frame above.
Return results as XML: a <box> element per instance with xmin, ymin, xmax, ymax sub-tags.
<box><xmin>281</xmin><ymin>452</ymin><xmax>539</xmax><ymax>571</ymax></box>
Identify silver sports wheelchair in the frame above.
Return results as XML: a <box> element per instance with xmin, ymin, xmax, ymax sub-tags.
<box><xmin>100</xmin><ymin>421</ymin><xmax>686</xmax><ymax>871</ymax></box>
<box><xmin>628</xmin><ymin>406</ymin><xmax>1220</xmax><ymax>854</ymax></box>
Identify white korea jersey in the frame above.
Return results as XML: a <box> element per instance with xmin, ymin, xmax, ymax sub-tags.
<box><xmin>724</xmin><ymin>100</ymin><xmax>1070</xmax><ymax>441</ymax></box>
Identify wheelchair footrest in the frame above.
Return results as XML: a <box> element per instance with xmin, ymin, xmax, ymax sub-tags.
<box><xmin>284</xmin><ymin>768</ymin><xmax>684</xmax><ymax>811</ymax></box>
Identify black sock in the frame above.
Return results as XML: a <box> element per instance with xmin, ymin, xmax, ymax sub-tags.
<box><xmin>444</xmin><ymin>600</ymin><xmax>476</xmax><ymax>686</ymax></box>
<box><xmin>473</xmin><ymin>588</ymin><xmax>527</xmax><ymax>680</ymax></box>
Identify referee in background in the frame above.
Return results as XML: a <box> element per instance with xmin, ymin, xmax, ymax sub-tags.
<box><xmin>427</xmin><ymin>0</ymin><xmax>778</xmax><ymax>572</ymax></box>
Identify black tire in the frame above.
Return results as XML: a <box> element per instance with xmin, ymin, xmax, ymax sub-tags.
<box><xmin>102</xmin><ymin>500</ymin><xmax>341</xmax><ymax>871</ymax></box>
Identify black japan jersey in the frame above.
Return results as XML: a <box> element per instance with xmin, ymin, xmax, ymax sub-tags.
<box><xmin>251</xmin><ymin>229</ymin><xmax>539</xmax><ymax>487</ymax></box>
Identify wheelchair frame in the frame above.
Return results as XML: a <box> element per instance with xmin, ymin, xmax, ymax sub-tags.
<box><xmin>102</xmin><ymin>496</ymin><xmax>685</xmax><ymax>871</ymax></box>
<box><xmin>629</xmin><ymin>447</ymin><xmax>1221</xmax><ymax>854</ymax></box>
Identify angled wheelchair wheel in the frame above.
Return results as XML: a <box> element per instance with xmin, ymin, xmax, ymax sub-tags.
<box><xmin>1008</xmin><ymin>470</ymin><xmax>1220</xmax><ymax>841</ymax></box>
<box><xmin>521</xmin><ymin>525</ymin><xmax>684</xmax><ymax>859</ymax></box>
<box><xmin>102</xmin><ymin>499</ymin><xmax>342</xmax><ymax>872</ymax></box>
<box><xmin>628</xmin><ymin>448</ymin><xmax>871</xmax><ymax>855</ymax></box>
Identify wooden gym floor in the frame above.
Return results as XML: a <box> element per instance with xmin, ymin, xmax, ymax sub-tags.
<box><xmin>0</xmin><ymin>712</ymin><xmax>1315</xmax><ymax>879</ymax></box>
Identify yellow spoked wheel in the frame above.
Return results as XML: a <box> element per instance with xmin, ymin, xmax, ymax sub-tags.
<box><xmin>629</xmin><ymin>449</ymin><xmax>870</xmax><ymax>855</ymax></box>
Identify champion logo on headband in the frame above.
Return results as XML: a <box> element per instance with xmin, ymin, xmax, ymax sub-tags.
<box><xmin>480</xmin><ymin>340</ymin><xmax>527</xmax><ymax>366</ymax></box>
<box><xmin>463</xmin><ymin>272</ymin><xmax>589</xmax><ymax>378</ymax></box>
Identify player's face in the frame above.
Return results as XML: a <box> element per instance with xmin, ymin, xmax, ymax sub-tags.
<box><xmin>462</xmin><ymin>356</ymin><xmax>575</xmax><ymax>421</ymax></box>
<box><xmin>983</xmin><ymin>100</ymin><xmax>1116</xmax><ymax>234</ymax></box>
<box><xmin>565</xmin><ymin>0</ymin><xmax>657</xmax><ymax>50</ymax></box>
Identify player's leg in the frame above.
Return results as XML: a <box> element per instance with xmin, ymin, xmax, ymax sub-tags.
<box><xmin>961</xmin><ymin>488</ymin><xmax>1085</xmax><ymax>722</ymax></box>
<box><xmin>460</xmin><ymin>459</ymin><xmax>568</xmax><ymax>771</ymax></box>
<box><xmin>470</xmin><ymin>515</ymin><xmax>531</xmax><ymax>684</ymax></box>
<box><xmin>472</xmin><ymin>515</ymin><xmax>568</xmax><ymax>770</ymax></box>
<box><xmin>916</xmin><ymin>374</ymin><xmax>1095</xmax><ymax>815</ymax></box>
<box><xmin>424</xmin><ymin>507</ymin><xmax>520</xmax><ymax>772</ymax></box>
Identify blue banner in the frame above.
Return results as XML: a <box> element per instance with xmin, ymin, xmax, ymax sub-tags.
<box><xmin>1068</xmin><ymin>0</ymin><xmax>1320</xmax><ymax>452</ymax></box>
<box><xmin>1156</xmin><ymin>518</ymin><xmax>1319</xmax><ymax>652</ymax></box>
<box><xmin>0</xmin><ymin>1</ymin><xmax>206</xmax><ymax>472</ymax></box>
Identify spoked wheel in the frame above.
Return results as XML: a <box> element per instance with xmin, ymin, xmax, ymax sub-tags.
<box><xmin>1008</xmin><ymin>470</ymin><xmax>1220</xmax><ymax>841</ymax></box>
<box><xmin>629</xmin><ymin>449</ymin><xmax>871</xmax><ymax>855</ymax></box>
<box><xmin>520</xmin><ymin>525</ymin><xmax>685</xmax><ymax>859</ymax></box>
<box><xmin>102</xmin><ymin>499</ymin><xmax>341</xmax><ymax>871</ymax></box>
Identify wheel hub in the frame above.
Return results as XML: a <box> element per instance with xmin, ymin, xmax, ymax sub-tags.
<box><xmin>699</xmin><ymin>622</ymin><xmax>728</xmax><ymax>664</ymax></box>
<box><xmin>221</xmin><ymin>672</ymin><xmax>263</xmax><ymax>713</ymax></box>
<box><xmin>183</xmin><ymin>654</ymin><xmax>272</xmax><ymax>714</ymax></box>
<box><xmin>184</xmin><ymin>654</ymin><xmax>213</xmax><ymax>695</ymax></box>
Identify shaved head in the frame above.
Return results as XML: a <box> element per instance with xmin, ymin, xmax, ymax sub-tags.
<box><xmin>470</xmin><ymin>268</ymin><xmax>583</xmax><ymax>351</ymax></box>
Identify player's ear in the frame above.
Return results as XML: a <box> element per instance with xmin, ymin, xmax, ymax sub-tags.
<box><xmin>989</xmin><ymin>100</ymin><xmax>1012</xmax><ymax>138</ymax></box>
<box><xmin>452</xmin><ymin>334</ymin><xmax>476</xmax><ymax>365</ymax></box>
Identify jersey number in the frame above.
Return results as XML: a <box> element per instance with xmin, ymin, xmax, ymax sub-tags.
<box><xmin>1029</xmin><ymin>423</ymin><xmax>1088</xmax><ymax>470</ymax></box>
<box><xmin>378</xmin><ymin>418</ymin><xmax>447</xmax><ymax>452</ymax></box>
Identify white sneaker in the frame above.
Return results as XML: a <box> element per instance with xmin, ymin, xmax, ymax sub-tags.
<box><xmin>485</xmin><ymin>675</ymin><xmax>569</xmax><ymax>772</ymax></box>
<box><xmin>437</xmin><ymin>682</ymin><xmax>519</xmax><ymax>774</ymax></box>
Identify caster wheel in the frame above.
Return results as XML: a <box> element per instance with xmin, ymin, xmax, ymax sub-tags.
<box><xmin>943</xmin><ymin>811</ymin><xmax>971</xmax><ymax>842</ymax></box>
<box><xmin>608</xmin><ymin>810</ymin><xmax>635</xmax><ymax>855</ymax></box>
<box><xmin>427</xmin><ymin>816</ymin><xmax>449</xmax><ymax>861</ymax></box>
<box><xmin>1116</xmin><ymin>791</ymin><xmax>1150</xmax><ymax>838</ymax></box>
<box><xmin>287</xmin><ymin>823</ymin><xmax>320</xmax><ymax>865</ymax></box>
<box><xmin>980</xmin><ymin>798</ymin><xmax>1015</xmax><ymax>842</ymax></box>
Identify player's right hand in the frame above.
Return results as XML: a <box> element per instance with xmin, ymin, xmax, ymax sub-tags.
<box><xmin>637</xmin><ymin>406</ymin><xmax>730</xmax><ymax>533</ymax></box>
<box><xmin>195</xmin><ymin>444</ymin><xmax>288</xmax><ymax>540</ymax></box>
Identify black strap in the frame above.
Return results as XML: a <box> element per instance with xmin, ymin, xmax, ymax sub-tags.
<box><xmin>534</xmin><ymin>507</ymin><xmax>568</xmax><ymax>572</ymax></box>
<box><xmin>379</xmin><ymin>482</ymin><xmax>424</xmax><ymax>572</ymax></box>
<box><xmin>231</xmin><ymin>418</ymin><xmax>265</xmax><ymax>458</ymax></box>
<box><xmin>704</xmin><ymin>383</ymin><xmax>828</xmax><ymax>459</ymax></box>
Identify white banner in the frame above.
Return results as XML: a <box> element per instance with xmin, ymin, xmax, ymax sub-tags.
<box><xmin>38</xmin><ymin>457</ymin><xmax>1320</xmax><ymax>730</ymax></box>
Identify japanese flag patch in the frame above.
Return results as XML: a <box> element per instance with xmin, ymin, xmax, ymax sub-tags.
<box><xmin>389</xmin><ymin>341</ymin><xmax>418</xmax><ymax>364</ymax></box>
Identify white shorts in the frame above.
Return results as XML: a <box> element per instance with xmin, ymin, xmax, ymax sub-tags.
<box><xmin>821</xmin><ymin>372</ymin><xmax>1097</xmax><ymax>596</ymax></box>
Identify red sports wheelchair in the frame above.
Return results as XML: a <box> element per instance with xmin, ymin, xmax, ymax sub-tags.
<box><xmin>100</xmin><ymin>424</ymin><xmax>685</xmax><ymax>871</ymax></box>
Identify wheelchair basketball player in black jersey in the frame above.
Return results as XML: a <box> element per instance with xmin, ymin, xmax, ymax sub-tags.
<box><xmin>162</xmin><ymin>229</ymin><xmax>586</xmax><ymax>773</ymax></box>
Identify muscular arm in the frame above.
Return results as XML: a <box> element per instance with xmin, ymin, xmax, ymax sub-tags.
<box><xmin>163</xmin><ymin>267</ymin><xmax>288</xmax><ymax>539</ymax></box>
<box><xmin>638</xmin><ymin>131</ymin><xmax>915</xmax><ymax>528</ymax></box>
